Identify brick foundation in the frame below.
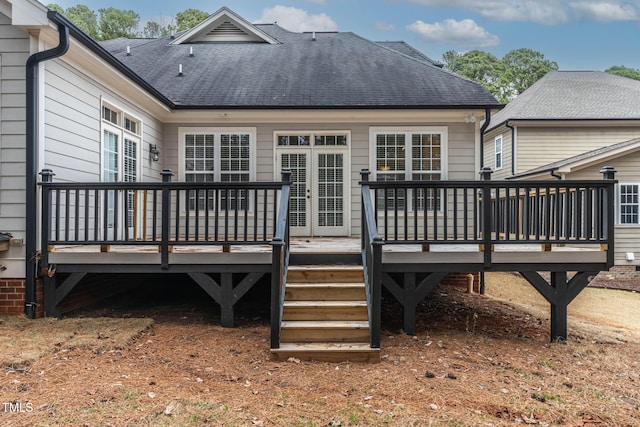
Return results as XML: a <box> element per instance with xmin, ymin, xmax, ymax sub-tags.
<box><xmin>441</xmin><ymin>272</ymin><xmax>481</xmax><ymax>292</ymax></box>
<box><xmin>0</xmin><ymin>278</ymin><xmax>44</xmax><ymax>317</ymax></box>
<box><xmin>590</xmin><ymin>265</ymin><xmax>640</xmax><ymax>286</ymax></box>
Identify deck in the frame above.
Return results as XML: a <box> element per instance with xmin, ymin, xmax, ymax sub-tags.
<box><xmin>37</xmin><ymin>167</ymin><xmax>618</xmax><ymax>354</ymax></box>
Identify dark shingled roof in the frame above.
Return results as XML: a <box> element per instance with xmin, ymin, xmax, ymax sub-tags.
<box><xmin>487</xmin><ymin>71</ymin><xmax>640</xmax><ymax>132</ymax></box>
<box><xmin>100</xmin><ymin>24</ymin><xmax>499</xmax><ymax>108</ymax></box>
<box><xmin>375</xmin><ymin>41</ymin><xmax>443</xmax><ymax>67</ymax></box>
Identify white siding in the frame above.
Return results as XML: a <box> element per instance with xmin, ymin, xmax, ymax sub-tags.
<box><xmin>43</xmin><ymin>60</ymin><xmax>164</xmax><ymax>183</ymax></box>
<box><xmin>0</xmin><ymin>13</ymin><xmax>29</xmax><ymax>277</ymax></box>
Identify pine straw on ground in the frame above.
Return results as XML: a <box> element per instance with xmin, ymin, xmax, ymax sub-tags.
<box><xmin>1</xmin><ymin>275</ymin><xmax>639</xmax><ymax>426</ymax></box>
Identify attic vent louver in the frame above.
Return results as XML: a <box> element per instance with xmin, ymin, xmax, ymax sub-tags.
<box><xmin>208</xmin><ymin>21</ymin><xmax>249</xmax><ymax>37</ymax></box>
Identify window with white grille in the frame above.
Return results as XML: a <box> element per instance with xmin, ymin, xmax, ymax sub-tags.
<box><xmin>180</xmin><ymin>128</ymin><xmax>255</xmax><ymax>211</ymax></box>
<box><xmin>372</xmin><ymin>128</ymin><xmax>446</xmax><ymax>211</ymax></box>
<box><xmin>620</xmin><ymin>184</ymin><xmax>640</xmax><ymax>225</ymax></box>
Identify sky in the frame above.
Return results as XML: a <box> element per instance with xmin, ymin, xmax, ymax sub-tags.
<box><xmin>46</xmin><ymin>0</ymin><xmax>640</xmax><ymax>71</ymax></box>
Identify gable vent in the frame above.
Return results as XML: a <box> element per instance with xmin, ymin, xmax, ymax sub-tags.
<box><xmin>207</xmin><ymin>21</ymin><xmax>249</xmax><ymax>37</ymax></box>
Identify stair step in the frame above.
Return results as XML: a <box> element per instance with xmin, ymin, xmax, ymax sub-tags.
<box><xmin>282</xmin><ymin>301</ymin><xmax>368</xmax><ymax>321</ymax></box>
<box><xmin>280</xmin><ymin>320</ymin><xmax>370</xmax><ymax>342</ymax></box>
<box><xmin>285</xmin><ymin>283</ymin><xmax>366</xmax><ymax>301</ymax></box>
<box><xmin>270</xmin><ymin>342</ymin><xmax>380</xmax><ymax>363</ymax></box>
<box><xmin>287</xmin><ymin>265</ymin><xmax>364</xmax><ymax>283</ymax></box>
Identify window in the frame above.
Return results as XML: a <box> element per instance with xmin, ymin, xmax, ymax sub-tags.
<box><xmin>101</xmin><ymin>102</ymin><xmax>142</xmax><ymax>230</ymax></box>
<box><xmin>180</xmin><ymin>128</ymin><xmax>255</xmax><ymax>211</ymax></box>
<box><xmin>495</xmin><ymin>136</ymin><xmax>503</xmax><ymax>170</ymax></box>
<box><xmin>619</xmin><ymin>184</ymin><xmax>640</xmax><ymax>224</ymax></box>
<box><xmin>372</xmin><ymin>127</ymin><xmax>446</xmax><ymax>211</ymax></box>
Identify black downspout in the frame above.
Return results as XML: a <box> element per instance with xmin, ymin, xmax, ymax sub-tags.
<box><xmin>25</xmin><ymin>16</ymin><xmax>70</xmax><ymax>319</ymax></box>
<box><xmin>479</xmin><ymin>107</ymin><xmax>491</xmax><ymax>168</ymax></box>
<box><xmin>505</xmin><ymin>121</ymin><xmax>516</xmax><ymax>176</ymax></box>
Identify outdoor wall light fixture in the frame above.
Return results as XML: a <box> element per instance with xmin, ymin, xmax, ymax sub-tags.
<box><xmin>464</xmin><ymin>113</ymin><xmax>477</xmax><ymax>123</ymax></box>
<box><xmin>149</xmin><ymin>144</ymin><xmax>160</xmax><ymax>162</ymax></box>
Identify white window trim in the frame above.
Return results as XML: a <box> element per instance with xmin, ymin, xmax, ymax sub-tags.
<box><xmin>495</xmin><ymin>135</ymin><xmax>503</xmax><ymax>170</ymax></box>
<box><xmin>178</xmin><ymin>127</ymin><xmax>257</xmax><ymax>182</ymax></box>
<box><xmin>369</xmin><ymin>126</ymin><xmax>448</xmax><ymax>180</ymax></box>
<box><xmin>618</xmin><ymin>183</ymin><xmax>640</xmax><ymax>226</ymax></box>
<box><xmin>100</xmin><ymin>99</ymin><xmax>142</xmax><ymax>183</ymax></box>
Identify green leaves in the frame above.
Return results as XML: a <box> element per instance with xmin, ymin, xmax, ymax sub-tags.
<box><xmin>444</xmin><ymin>48</ymin><xmax>558</xmax><ymax>103</ymax></box>
<box><xmin>605</xmin><ymin>65</ymin><xmax>640</xmax><ymax>81</ymax></box>
<box><xmin>46</xmin><ymin>4</ymin><xmax>209</xmax><ymax>41</ymax></box>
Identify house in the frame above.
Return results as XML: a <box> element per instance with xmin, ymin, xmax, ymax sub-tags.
<box><xmin>483</xmin><ymin>71</ymin><xmax>640</xmax><ymax>277</ymax></box>
<box><xmin>0</xmin><ymin>1</ymin><xmax>618</xmax><ymax>358</ymax></box>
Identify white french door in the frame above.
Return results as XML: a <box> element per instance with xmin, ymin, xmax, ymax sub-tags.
<box><xmin>102</xmin><ymin>127</ymin><xmax>140</xmax><ymax>240</ymax></box>
<box><xmin>276</xmin><ymin>145</ymin><xmax>349</xmax><ymax>237</ymax></box>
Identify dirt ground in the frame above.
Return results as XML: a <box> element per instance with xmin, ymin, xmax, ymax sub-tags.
<box><xmin>1</xmin><ymin>273</ymin><xmax>640</xmax><ymax>426</ymax></box>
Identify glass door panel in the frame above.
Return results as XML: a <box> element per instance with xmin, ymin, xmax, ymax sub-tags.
<box><xmin>278</xmin><ymin>150</ymin><xmax>311</xmax><ymax>236</ymax></box>
<box><xmin>314</xmin><ymin>151</ymin><xmax>348</xmax><ymax>236</ymax></box>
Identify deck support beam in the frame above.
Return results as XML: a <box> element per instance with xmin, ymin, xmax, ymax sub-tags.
<box><xmin>383</xmin><ymin>272</ymin><xmax>447</xmax><ymax>335</ymax></box>
<box><xmin>520</xmin><ymin>270</ymin><xmax>597</xmax><ymax>342</ymax></box>
<box><xmin>188</xmin><ymin>272</ymin><xmax>265</xmax><ymax>327</ymax></box>
<box><xmin>44</xmin><ymin>272</ymin><xmax>87</xmax><ymax>318</ymax></box>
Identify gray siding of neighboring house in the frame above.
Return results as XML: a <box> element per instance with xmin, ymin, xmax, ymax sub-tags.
<box><xmin>561</xmin><ymin>150</ymin><xmax>640</xmax><ymax>266</ymax></box>
<box><xmin>163</xmin><ymin>121</ymin><xmax>477</xmax><ymax>237</ymax></box>
<box><xmin>515</xmin><ymin>126</ymin><xmax>640</xmax><ymax>175</ymax></box>
<box><xmin>0</xmin><ymin>13</ymin><xmax>30</xmax><ymax>275</ymax></box>
<box><xmin>484</xmin><ymin>127</ymin><xmax>513</xmax><ymax>180</ymax></box>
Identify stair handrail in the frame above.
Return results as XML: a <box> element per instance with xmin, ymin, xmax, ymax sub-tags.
<box><xmin>360</xmin><ymin>169</ymin><xmax>383</xmax><ymax>349</ymax></box>
<box><xmin>270</xmin><ymin>169</ymin><xmax>292</xmax><ymax>349</ymax></box>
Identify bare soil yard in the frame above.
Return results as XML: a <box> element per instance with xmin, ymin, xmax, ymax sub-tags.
<box><xmin>1</xmin><ymin>272</ymin><xmax>639</xmax><ymax>426</ymax></box>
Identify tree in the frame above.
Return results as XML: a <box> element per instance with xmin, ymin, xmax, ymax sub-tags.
<box><xmin>444</xmin><ymin>48</ymin><xmax>558</xmax><ymax>103</ymax></box>
<box><xmin>47</xmin><ymin>3</ymin><xmax>64</xmax><ymax>13</ymax></box>
<box><xmin>502</xmin><ymin>48</ymin><xmax>558</xmax><ymax>98</ymax></box>
<box><xmin>98</xmin><ymin>7</ymin><xmax>139</xmax><ymax>40</ymax></box>
<box><xmin>606</xmin><ymin>65</ymin><xmax>640</xmax><ymax>81</ymax></box>
<box><xmin>440</xmin><ymin>50</ymin><xmax>461</xmax><ymax>69</ymax></box>
<box><xmin>175</xmin><ymin>9</ymin><xmax>209</xmax><ymax>32</ymax></box>
<box><xmin>142</xmin><ymin>20</ymin><xmax>175</xmax><ymax>38</ymax></box>
<box><xmin>66</xmin><ymin>5</ymin><xmax>99</xmax><ymax>40</ymax></box>
<box><xmin>446</xmin><ymin>50</ymin><xmax>507</xmax><ymax>102</ymax></box>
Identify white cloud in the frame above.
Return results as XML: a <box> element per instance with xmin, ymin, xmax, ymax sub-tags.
<box><xmin>409</xmin><ymin>0</ymin><xmax>640</xmax><ymax>24</ymax></box>
<box><xmin>409</xmin><ymin>0</ymin><xmax>570</xmax><ymax>25</ymax></box>
<box><xmin>570</xmin><ymin>1</ymin><xmax>639</xmax><ymax>21</ymax></box>
<box><xmin>257</xmin><ymin>6</ymin><xmax>338</xmax><ymax>32</ymax></box>
<box><xmin>375</xmin><ymin>21</ymin><xmax>397</xmax><ymax>31</ymax></box>
<box><xmin>407</xmin><ymin>18</ymin><xmax>500</xmax><ymax>48</ymax></box>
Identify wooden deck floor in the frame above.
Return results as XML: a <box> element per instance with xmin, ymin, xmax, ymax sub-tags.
<box><xmin>47</xmin><ymin>237</ymin><xmax>606</xmax><ymax>266</ymax></box>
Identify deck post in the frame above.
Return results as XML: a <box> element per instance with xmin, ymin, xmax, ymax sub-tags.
<box><xmin>550</xmin><ymin>271</ymin><xmax>568</xmax><ymax>343</ymax></box>
<box><xmin>600</xmin><ymin>167</ymin><xmax>617</xmax><ymax>268</ymax></box>
<box><xmin>370</xmin><ymin>239</ymin><xmax>383</xmax><ymax>348</ymax></box>
<box><xmin>480</xmin><ymin>167</ymin><xmax>493</xmax><ymax>268</ymax></box>
<box><xmin>271</xmin><ymin>238</ymin><xmax>283</xmax><ymax>348</ymax></box>
<box><xmin>220</xmin><ymin>273</ymin><xmax>234</xmax><ymax>327</ymax></box>
<box><xmin>160</xmin><ymin>169</ymin><xmax>173</xmax><ymax>269</ymax></box>
<box><xmin>403</xmin><ymin>273</ymin><xmax>417</xmax><ymax>335</ymax></box>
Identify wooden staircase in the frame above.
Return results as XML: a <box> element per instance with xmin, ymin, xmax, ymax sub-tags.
<box><xmin>270</xmin><ymin>265</ymin><xmax>380</xmax><ymax>363</ymax></box>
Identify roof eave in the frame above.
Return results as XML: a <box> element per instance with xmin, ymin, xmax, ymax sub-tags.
<box><xmin>47</xmin><ymin>11</ymin><xmax>176</xmax><ymax>109</ymax></box>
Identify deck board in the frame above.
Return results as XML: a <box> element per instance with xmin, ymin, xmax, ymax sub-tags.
<box><xmin>48</xmin><ymin>238</ymin><xmax>605</xmax><ymax>266</ymax></box>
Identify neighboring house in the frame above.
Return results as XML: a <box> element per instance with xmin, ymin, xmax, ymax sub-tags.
<box><xmin>0</xmin><ymin>1</ymin><xmax>499</xmax><ymax>312</ymax></box>
<box><xmin>484</xmin><ymin>71</ymin><xmax>640</xmax><ymax>269</ymax></box>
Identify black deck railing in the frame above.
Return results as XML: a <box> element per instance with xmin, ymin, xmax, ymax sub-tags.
<box><xmin>361</xmin><ymin>167</ymin><xmax>617</xmax><ymax>346</ymax></box>
<box><xmin>39</xmin><ymin>168</ymin><xmax>291</xmax><ymax>268</ymax></box>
